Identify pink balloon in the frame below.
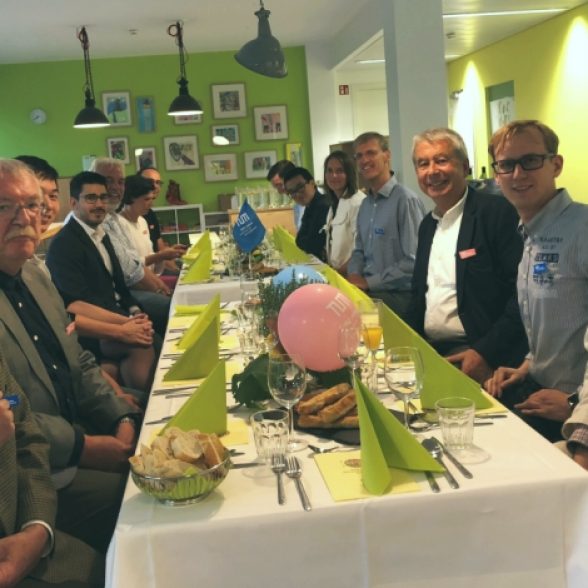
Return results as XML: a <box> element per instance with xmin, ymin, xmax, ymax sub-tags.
<box><xmin>277</xmin><ymin>284</ymin><xmax>360</xmax><ymax>372</ymax></box>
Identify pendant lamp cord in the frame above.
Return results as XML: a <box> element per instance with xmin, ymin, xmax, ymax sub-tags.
<box><xmin>77</xmin><ymin>27</ymin><xmax>95</xmax><ymax>99</ymax></box>
<box><xmin>167</xmin><ymin>21</ymin><xmax>190</xmax><ymax>83</ymax></box>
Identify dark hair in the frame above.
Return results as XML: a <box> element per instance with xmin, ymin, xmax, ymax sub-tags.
<box><xmin>353</xmin><ymin>132</ymin><xmax>389</xmax><ymax>152</ymax></box>
<box><xmin>267</xmin><ymin>159</ymin><xmax>295</xmax><ymax>181</ymax></box>
<box><xmin>323</xmin><ymin>151</ymin><xmax>358</xmax><ymax>204</ymax></box>
<box><xmin>14</xmin><ymin>155</ymin><xmax>59</xmax><ymax>181</ymax></box>
<box><xmin>282</xmin><ymin>166</ymin><xmax>314</xmax><ymax>185</ymax></box>
<box><xmin>488</xmin><ymin>119</ymin><xmax>559</xmax><ymax>160</ymax></box>
<box><xmin>70</xmin><ymin>171</ymin><xmax>107</xmax><ymax>200</ymax></box>
<box><xmin>123</xmin><ymin>175</ymin><xmax>155</xmax><ymax>205</ymax></box>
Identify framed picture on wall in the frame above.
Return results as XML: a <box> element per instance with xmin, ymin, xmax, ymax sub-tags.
<box><xmin>203</xmin><ymin>153</ymin><xmax>238</xmax><ymax>182</ymax></box>
<box><xmin>134</xmin><ymin>147</ymin><xmax>157</xmax><ymax>171</ymax></box>
<box><xmin>254</xmin><ymin>105</ymin><xmax>288</xmax><ymax>140</ymax></box>
<box><xmin>285</xmin><ymin>143</ymin><xmax>303</xmax><ymax>167</ymax></box>
<box><xmin>211</xmin><ymin>83</ymin><xmax>247</xmax><ymax>119</ymax></box>
<box><xmin>174</xmin><ymin>113</ymin><xmax>203</xmax><ymax>125</ymax></box>
<box><xmin>106</xmin><ymin>137</ymin><xmax>130</xmax><ymax>164</ymax></box>
<box><xmin>163</xmin><ymin>135</ymin><xmax>199</xmax><ymax>171</ymax></box>
<box><xmin>244</xmin><ymin>150</ymin><xmax>277</xmax><ymax>179</ymax></box>
<box><xmin>102</xmin><ymin>91</ymin><xmax>132</xmax><ymax>126</ymax></box>
<box><xmin>136</xmin><ymin>96</ymin><xmax>155</xmax><ymax>132</ymax></box>
<box><xmin>211</xmin><ymin>124</ymin><xmax>240</xmax><ymax>145</ymax></box>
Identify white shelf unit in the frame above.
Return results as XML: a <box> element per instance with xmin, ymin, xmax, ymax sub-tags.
<box><xmin>152</xmin><ymin>204</ymin><xmax>205</xmax><ymax>246</ymax></box>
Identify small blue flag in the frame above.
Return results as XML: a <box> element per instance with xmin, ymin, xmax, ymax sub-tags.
<box><xmin>232</xmin><ymin>199</ymin><xmax>266</xmax><ymax>253</ymax></box>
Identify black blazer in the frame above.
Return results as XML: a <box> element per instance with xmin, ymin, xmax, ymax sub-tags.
<box><xmin>405</xmin><ymin>188</ymin><xmax>528</xmax><ymax>368</ymax></box>
<box><xmin>46</xmin><ymin>217</ymin><xmax>139</xmax><ymax>314</ymax></box>
<box><xmin>296</xmin><ymin>191</ymin><xmax>330</xmax><ymax>261</ymax></box>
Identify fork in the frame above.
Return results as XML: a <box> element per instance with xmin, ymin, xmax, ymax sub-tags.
<box><xmin>285</xmin><ymin>456</ymin><xmax>312</xmax><ymax>511</ymax></box>
<box><xmin>271</xmin><ymin>454</ymin><xmax>286</xmax><ymax>505</ymax></box>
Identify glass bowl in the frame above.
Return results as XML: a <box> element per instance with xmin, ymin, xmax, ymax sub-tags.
<box><xmin>130</xmin><ymin>451</ymin><xmax>232</xmax><ymax>505</ymax></box>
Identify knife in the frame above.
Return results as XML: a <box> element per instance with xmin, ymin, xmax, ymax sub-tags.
<box><xmin>424</xmin><ymin>471</ymin><xmax>440</xmax><ymax>493</ymax></box>
<box><xmin>432</xmin><ymin>437</ymin><xmax>473</xmax><ymax>479</ymax></box>
<box><xmin>232</xmin><ymin>462</ymin><xmax>264</xmax><ymax>469</ymax></box>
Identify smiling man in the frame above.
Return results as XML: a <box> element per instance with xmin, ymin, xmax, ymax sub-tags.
<box><xmin>347</xmin><ymin>132</ymin><xmax>425</xmax><ymax>317</ymax></box>
<box><xmin>405</xmin><ymin>128</ymin><xmax>527</xmax><ymax>384</ymax></box>
<box><xmin>283</xmin><ymin>166</ymin><xmax>330</xmax><ymax>261</ymax></box>
<box><xmin>485</xmin><ymin>120</ymin><xmax>588</xmax><ymax>460</ymax></box>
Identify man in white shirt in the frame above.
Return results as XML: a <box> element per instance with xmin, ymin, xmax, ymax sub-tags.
<box><xmin>405</xmin><ymin>128</ymin><xmax>527</xmax><ymax>384</ymax></box>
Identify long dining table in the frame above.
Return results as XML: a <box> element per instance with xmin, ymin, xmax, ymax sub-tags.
<box><xmin>106</xmin><ymin>275</ymin><xmax>588</xmax><ymax>588</ymax></box>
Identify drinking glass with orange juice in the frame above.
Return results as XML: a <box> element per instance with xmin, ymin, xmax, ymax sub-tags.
<box><xmin>359</xmin><ymin>299</ymin><xmax>383</xmax><ymax>391</ymax></box>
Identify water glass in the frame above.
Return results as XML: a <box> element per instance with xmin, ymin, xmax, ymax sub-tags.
<box><xmin>251</xmin><ymin>409</ymin><xmax>289</xmax><ymax>464</ymax></box>
<box><xmin>435</xmin><ymin>397</ymin><xmax>475</xmax><ymax>450</ymax></box>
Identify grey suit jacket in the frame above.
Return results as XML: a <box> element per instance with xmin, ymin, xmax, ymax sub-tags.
<box><xmin>0</xmin><ymin>261</ymin><xmax>136</xmax><ymax>473</ymax></box>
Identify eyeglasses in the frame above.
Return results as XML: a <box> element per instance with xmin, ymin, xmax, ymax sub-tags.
<box><xmin>152</xmin><ymin>180</ymin><xmax>163</xmax><ymax>186</ymax></box>
<box><xmin>286</xmin><ymin>181</ymin><xmax>309</xmax><ymax>197</ymax></box>
<box><xmin>491</xmin><ymin>153</ymin><xmax>555</xmax><ymax>175</ymax></box>
<box><xmin>0</xmin><ymin>200</ymin><xmax>42</xmax><ymax>219</ymax></box>
<box><xmin>82</xmin><ymin>193</ymin><xmax>111</xmax><ymax>204</ymax></box>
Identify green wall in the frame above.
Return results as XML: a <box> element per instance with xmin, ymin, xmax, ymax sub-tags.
<box><xmin>447</xmin><ymin>4</ymin><xmax>588</xmax><ymax>202</ymax></box>
<box><xmin>0</xmin><ymin>46</ymin><xmax>311</xmax><ymax>210</ymax></box>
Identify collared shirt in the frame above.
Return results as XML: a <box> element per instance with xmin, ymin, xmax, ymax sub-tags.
<box><xmin>71</xmin><ymin>215</ymin><xmax>112</xmax><ymax>274</ymax></box>
<box><xmin>102</xmin><ymin>213</ymin><xmax>145</xmax><ymax>286</ymax></box>
<box><xmin>518</xmin><ymin>189</ymin><xmax>588</xmax><ymax>392</ymax></box>
<box><xmin>348</xmin><ymin>174</ymin><xmax>425</xmax><ymax>292</ymax></box>
<box><xmin>424</xmin><ymin>190</ymin><xmax>468</xmax><ymax>341</ymax></box>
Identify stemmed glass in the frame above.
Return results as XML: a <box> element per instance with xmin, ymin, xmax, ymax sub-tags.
<box><xmin>360</xmin><ymin>300</ymin><xmax>383</xmax><ymax>392</ymax></box>
<box><xmin>267</xmin><ymin>354</ymin><xmax>307</xmax><ymax>452</ymax></box>
<box><xmin>383</xmin><ymin>347</ymin><xmax>424</xmax><ymax>430</ymax></box>
<box><xmin>337</xmin><ymin>321</ymin><xmax>367</xmax><ymax>381</ymax></box>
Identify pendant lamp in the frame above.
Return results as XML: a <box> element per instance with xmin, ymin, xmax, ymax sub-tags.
<box><xmin>73</xmin><ymin>27</ymin><xmax>110</xmax><ymax>129</ymax></box>
<box><xmin>167</xmin><ymin>21</ymin><xmax>203</xmax><ymax>116</ymax></box>
<box><xmin>235</xmin><ymin>0</ymin><xmax>287</xmax><ymax>78</ymax></box>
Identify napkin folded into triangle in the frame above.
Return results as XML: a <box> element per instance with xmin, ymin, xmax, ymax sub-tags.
<box><xmin>162</xmin><ymin>360</ymin><xmax>227</xmax><ymax>435</ymax></box>
<box><xmin>321</xmin><ymin>266</ymin><xmax>373</xmax><ymax>309</ymax></box>
<box><xmin>273</xmin><ymin>226</ymin><xmax>310</xmax><ymax>263</ymax></box>
<box><xmin>176</xmin><ymin>294</ymin><xmax>220</xmax><ymax>350</ymax></box>
<box><xmin>355</xmin><ymin>375</ymin><xmax>442</xmax><ymax>495</ymax></box>
<box><xmin>163</xmin><ymin>305</ymin><xmax>219</xmax><ymax>381</ymax></box>
<box><xmin>180</xmin><ymin>247</ymin><xmax>212</xmax><ymax>283</ymax></box>
<box><xmin>379</xmin><ymin>304</ymin><xmax>493</xmax><ymax>410</ymax></box>
<box><xmin>174</xmin><ymin>304</ymin><xmax>207</xmax><ymax>316</ymax></box>
<box><xmin>182</xmin><ymin>230</ymin><xmax>212</xmax><ymax>263</ymax></box>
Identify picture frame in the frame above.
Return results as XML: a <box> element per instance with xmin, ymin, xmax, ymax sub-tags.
<box><xmin>244</xmin><ymin>150</ymin><xmax>278</xmax><ymax>179</ymax></box>
<box><xmin>163</xmin><ymin>135</ymin><xmax>199</xmax><ymax>171</ymax></box>
<box><xmin>134</xmin><ymin>147</ymin><xmax>157</xmax><ymax>171</ymax></box>
<box><xmin>174</xmin><ymin>113</ymin><xmax>203</xmax><ymax>125</ymax></box>
<box><xmin>285</xmin><ymin>143</ymin><xmax>304</xmax><ymax>167</ymax></box>
<box><xmin>211</xmin><ymin>83</ymin><xmax>247</xmax><ymax>119</ymax></box>
<box><xmin>211</xmin><ymin>124</ymin><xmax>240</xmax><ymax>145</ymax></box>
<box><xmin>102</xmin><ymin>91</ymin><xmax>132</xmax><ymax>126</ymax></box>
<box><xmin>136</xmin><ymin>96</ymin><xmax>156</xmax><ymax>133</ymax></box>
<box><xmin>254</xmin><ymin>105</ymin><xmax>288</xmax><ymax>140</ymax></box>
<box><xmin>106</xmin><ymin>137</ymin><xmax>130</xmax><ymax>164</ymax></box>
<box><xmin>203</xmin><ymin>153</ymin><xmax>238</xmax><ymax>182</ymax></box>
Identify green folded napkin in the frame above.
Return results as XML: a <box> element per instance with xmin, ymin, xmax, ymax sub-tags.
<box><xmin>355</xmin><ymin>374</ymin><xmax>442</xmax><ymax>495</ymax></box>
<box><xmin>180</xmin><ymin>247</ymin><xmax>212</xmax><ymax>284</ymax></box>
<box><xmin>177</xmin><ymin>294</ymin><xmax>221</xmax><ymax>350</ymax></box>
<box><xmin>162</xmin><ymin>360</ymin><xmax>227</xmax><ymax>435</ymax></box>
<box><xmin>379</xmin><ymin>304</ymin><xmax>493</xmax><ymax>410</ymax></box>
<box><xmin>321</xmin><ymin>266</ymin><xmax>373</xmax><ymax>309</ymax></box>
<box><xmin>163</xmin><ymin>310</ymin><xmax>219</xmax><ymax>381</ymax></box>
<box><xmin>184</xmin><ymin>230</ymin><xmax>211</xmax><ymax>259</ymax></box>
<box><xmin>174</xmin><ymin>304</ymin><xmax>207</xmax><ymax>316</ymax></box>
<box><xmin>274</xmin><ymin>226</ymin><xmax>310</xmax><ymax>263</ymax></box>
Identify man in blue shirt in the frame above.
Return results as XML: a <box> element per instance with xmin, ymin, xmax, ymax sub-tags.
<box><xmin>347</xmin><ymin>132</ymin><xmax>425</xmax><ymax>318</ymax></box>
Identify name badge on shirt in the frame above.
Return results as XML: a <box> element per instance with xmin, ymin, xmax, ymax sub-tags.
<box><xmin>458</xmin><ymin>248</ymin><xmax>476</xmax><ymax>260</ymax></box>
<box><xmin>374</xmin><ymin>227</ymin><xmax>385</xmax><ymax>236</ymax></box>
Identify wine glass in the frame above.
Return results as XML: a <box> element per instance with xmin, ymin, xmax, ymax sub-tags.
<box><xmin>384</xmin><ymin>347</ymin><xmax>424</xmax><ymax>429</ymax></box>
<box><xmin>337</xmin><ymin>321</ymin><xmax>367</xmax><ymax>381</ymax></box>
<box><xmin>240</xmin><ymin>278</ymin><xmax>261</xmax><ymax>325</ymax></box>
<box><xmin>267</xmin><ymin>354</ymin><xmax>307</xmax><ymax>452</ymax></box>
<box><xmin>360</xmin><ymin>299</ymin><xmax>383</xmax><ymax>391</ymax></box>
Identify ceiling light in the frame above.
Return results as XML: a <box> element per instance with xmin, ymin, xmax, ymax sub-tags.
<box><xmin>167</xmin><ymin>21</ymin><xmax>203</xmax><ymax>116</ymax></box>
<box><xmin>73</xmin><ymin>27</ymin><xmax>110</xmax><ymax>129</ymax></box>
<box><xmin>235</xmin><ymin>0</ymin><xmax>287</xmax><ymax>78</ymax></box>
<box><xmin>444</xmin><ymin>8</ymin><xmax>565</xmax><ymax>19</ymax></box>
<box><xmin>356</xmin><ymin>59</ymin><xmax>386</xmax><ymax>65</ymax></box>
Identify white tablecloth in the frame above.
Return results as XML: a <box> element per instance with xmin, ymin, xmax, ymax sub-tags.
<box><xmin>106</xmin><ymin>288</ymin><xmax>588</xmax><ymax>588</ymax></box>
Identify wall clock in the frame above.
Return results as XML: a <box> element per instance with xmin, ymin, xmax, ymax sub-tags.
<box><xmin>30</xmin><ymin>108</ymin><xmax>47</xmax><ymax>125</ymax></box>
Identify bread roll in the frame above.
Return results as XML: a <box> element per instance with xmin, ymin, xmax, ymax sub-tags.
<box><xmin>297</xmin><ymin>383</ymin><xmax>351</xmax><ymax>414</ymax></box>
<box><xmin>317</xmin><ymin>390</ymin><xmax>356</xmax><ymax>423</ymax></box>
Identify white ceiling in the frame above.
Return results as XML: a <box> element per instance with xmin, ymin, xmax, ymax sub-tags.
<box><xmin>0</xmin><ymin>0</ymin><xmax>585</xmax><ymax>66</ymax></box>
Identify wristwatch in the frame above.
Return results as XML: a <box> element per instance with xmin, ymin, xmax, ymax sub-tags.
<box><xmin>567</xmin><ymin>393</ymin><xmax>579</xmax><ymax>411</ymax></box>
<box><xmin>118</xmin><ymin>416</ymin><xmax>136</xmax><ymax>428</ymax></box>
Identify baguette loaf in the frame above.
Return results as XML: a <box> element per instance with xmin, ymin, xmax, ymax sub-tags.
<box><xmin>297</xmin><ymin>413</ymin><xmax>359</xmax><ymax>429</ymax></box>
<box><xmin>317</xmin><ymin>390</ymin><xmax>356</xmax><ymax>423</ymax></box>
<box><xmin>297</xmin><ymin>382</ymin><xmax>351</xmax><ymax>414</ymax></box>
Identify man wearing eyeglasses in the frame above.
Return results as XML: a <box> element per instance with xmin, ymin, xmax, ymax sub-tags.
<box><xmin>282</xmin><ymin>166</ymin><xmax>330</xmax><ymax>260</ymax></box>
<box><xmin>485</xmin><ymin>120</ymin><xmax>588</xmax><ymax>466</ymax></box>
<box><xmin>347</xmin><ymin>132</ymin><xmax>425</xmax><ymax>318</ymax></box>
<box><xmin>405</xmin><ymin>128</ymin><xmax>527</xmax><ymax>384</ymax></box>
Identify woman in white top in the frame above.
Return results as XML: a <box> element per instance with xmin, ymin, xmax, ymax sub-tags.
<box><xmin>323</xmin><ymin>150</ymin><xmax>365</xmax><ymax>274</ymax></box>
<box><xmin>118</xmin><ymin>175</ymin><xmax>185</xmax><ymax>274</ymax></box>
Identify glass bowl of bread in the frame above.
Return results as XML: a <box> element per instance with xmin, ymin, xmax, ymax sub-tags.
<box><xmin>129</xmin><ymin>427</ymin><xmax>231</xmax><ymax>505</ymax></box>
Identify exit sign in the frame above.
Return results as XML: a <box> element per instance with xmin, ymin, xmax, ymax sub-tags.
<box><xmin>339</xmin><ymin>85</ymin><xmax>349</xmax><ymax>95</ymax></box>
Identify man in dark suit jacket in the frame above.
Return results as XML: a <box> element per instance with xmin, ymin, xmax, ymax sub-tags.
<box><xmin>46</xmin><ymin>171</ymin><xmax>140</xmax><ymax>316</ymax></box>
<box><xmin>405</xmin><ymin>128</ymin><xmax>528</xmax><ymax>384</ymax></box>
